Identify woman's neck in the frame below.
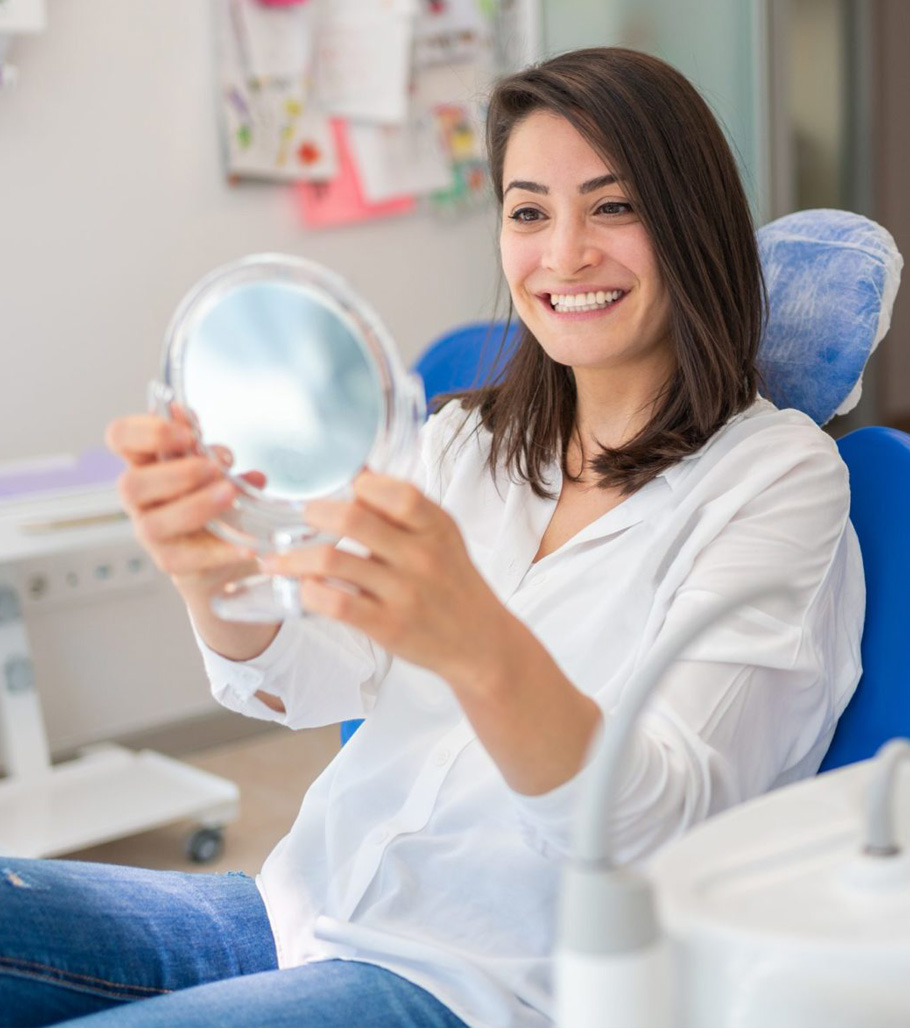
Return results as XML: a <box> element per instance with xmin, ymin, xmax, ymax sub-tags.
<box><xmin>571</xmin><ymin>356</ymin><xmax>673</xmax><ymax>453</ymax></box>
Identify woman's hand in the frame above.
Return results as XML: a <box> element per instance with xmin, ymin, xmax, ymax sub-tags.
<box><xmin>263</xmin><ymin>469</ymin><xmax>601</xmax><ymax>793</ymax></box>
<box><xmin>106</xmin><ymin>412</ymin><xmax>284</xmax><ymax>664</ymax></box>
<box><xmin>105</xmin><ymin>413</ymin><xmax>253</xmax><ymax>587</ymax></box>
<box><xmin>261</xmin><ymin>471</ymin><xmax>513</xmax><ymax>691</ymax></box>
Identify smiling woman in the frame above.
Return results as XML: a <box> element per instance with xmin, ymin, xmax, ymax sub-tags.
<box><xmin>469</xmin><ymin>47</ymin><xmax>763</xmax><ymax>498</ymax></box>
<box><xmin>1</xmin><ymin>46</ymin><xmax>865</xmax><ymax>1028</ymax></box>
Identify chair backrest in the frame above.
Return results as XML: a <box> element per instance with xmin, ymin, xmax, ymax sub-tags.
<box><xmin>819</xmin><ymin>427</ymin><xmax>910</xmax><ymax>770</ymax></box>
<box><xmin>412</xmin><ymin>322</ymin><xmax>520</xmax><ymax>407</ymax></box>
<box><xmin>755</xmin><ymin>209</ymin><xmax>901</xmax><ymax>425</ymax></box>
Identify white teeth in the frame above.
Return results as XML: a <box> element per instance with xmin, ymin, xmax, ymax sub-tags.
<box><xmin>549</xmin><ymin>289</ymin><xmax>624</xmax><ymax>311</ymax></box>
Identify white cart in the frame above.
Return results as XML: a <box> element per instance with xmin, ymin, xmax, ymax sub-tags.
<box><xmin>0</xmin><ymin>485</ymin><xmax>239</xmax><ymax>861</ymax></box>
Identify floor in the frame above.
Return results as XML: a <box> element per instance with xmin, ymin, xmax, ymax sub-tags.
<box><xmin>63</xmin><ymin>724</ymin><xmax>341</xmax><ymax>875</ymax></box>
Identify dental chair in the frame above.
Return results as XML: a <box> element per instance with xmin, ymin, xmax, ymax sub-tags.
<box><xmin>342</xmin><ymin>209</ymin><xmax>905</xmax><ymax>769</ymax></box>
<box><xmin>820</xmin><ymin>425</ymin><xmax>910</xmax><ymax>769</ymax></box>
<box><xmin>757</xmin><ymin>210</ymin><xmax>904</xmax><ymax>770</ymax></box>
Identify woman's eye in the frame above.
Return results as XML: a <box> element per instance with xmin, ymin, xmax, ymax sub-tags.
<box><xmin>597</xmin><ymin>201</ymin><xmax>633</xmax><ymax>216</ymax></box>
<box><xmin>508</xmin><ymin>207</ymin><xmax>544</xmax><ymax>223</ymax></box>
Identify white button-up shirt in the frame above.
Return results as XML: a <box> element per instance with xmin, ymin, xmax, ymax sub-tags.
<box><xmin>197</xmin><ymin>398</ymin><xmax>864</xmax><ymax>1028</ymax></box>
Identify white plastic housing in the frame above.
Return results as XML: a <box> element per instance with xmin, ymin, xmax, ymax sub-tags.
<box><xmin>650</xmin><ymin>757</ymin><xmax>910</xmax><ymax>1027</ymax></box>
<box><xmin>555</xmin><ymin>942</ymin><xmax>674</xmax><ymax>1028</ymax></box>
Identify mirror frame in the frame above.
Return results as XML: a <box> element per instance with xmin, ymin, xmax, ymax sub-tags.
<box><xmin>150</xmin><ymin>253</ymin><xmax>425</xmax><ymax>551</ymax></box>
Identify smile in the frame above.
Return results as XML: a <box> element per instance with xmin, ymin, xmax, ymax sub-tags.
<box><xmin>546</xmin><ymin>289</ymin><xmax>626</xmax><ymax>314</ymax></box>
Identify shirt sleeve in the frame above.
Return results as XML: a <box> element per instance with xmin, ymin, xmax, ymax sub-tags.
<box><xmin>510</xmin><ymin>424</ymin><xmax>864</xmax><ymax>863</ymax></box>
<box><xmin>194</xmin><ymin>613</ymin><xmax>392</xmax><ymax>729</ymax></box>
<box><xmin>195</xmin><ymin>401</ymin><xmax>473</xmax><ymax>730</ymax></box>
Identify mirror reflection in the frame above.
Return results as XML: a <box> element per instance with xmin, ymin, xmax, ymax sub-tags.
<box><xmin>184</xmin><ymin>280</ymin><xmax>383</xmax><ymax>503</ymax></box>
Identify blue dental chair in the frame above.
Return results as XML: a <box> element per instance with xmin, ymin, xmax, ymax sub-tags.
<box><xmin>819</xmin><ymin>426</ymin><xmax>910</xmax><ymax>770</ymax></box>
<box><xmin>342</xmin><ymin>210</ymin><xmax>906</xmax><ymax>768</ymax></box>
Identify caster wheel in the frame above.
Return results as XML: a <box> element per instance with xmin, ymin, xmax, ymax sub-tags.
<box><xmin>186</xmin><ymin>826</ymin><xmax>225</xmax><ymax>863</ymax></box>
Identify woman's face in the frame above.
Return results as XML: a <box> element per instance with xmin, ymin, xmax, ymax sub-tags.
<box><xmin>499</xmin><ymin>111</ymin><xmax>673</xmax><ymax>378</ymax></box>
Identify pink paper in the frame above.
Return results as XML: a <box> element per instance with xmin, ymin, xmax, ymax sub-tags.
<box><xmin>297</xmin><ymin>120</ymin><xmax>415</xmax><ymax>229</ymax></box>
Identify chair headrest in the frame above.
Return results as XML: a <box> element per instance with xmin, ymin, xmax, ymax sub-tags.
<box><xmin>757</xmin><ymin>208</ymin><xmax>903</xmax><ymax>425</ymax></box>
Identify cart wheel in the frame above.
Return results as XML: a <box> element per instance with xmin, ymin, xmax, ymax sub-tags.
<box><xmin>186</xmin><ymin>826</ymin><xmax>224</xmax><ymax>864</ymax></box>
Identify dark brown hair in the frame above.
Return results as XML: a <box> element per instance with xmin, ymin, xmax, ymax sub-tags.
<box><xmin>454</xmin><ymin>47</ymin><xmax>763</xmax><ymax>497</ymax></box>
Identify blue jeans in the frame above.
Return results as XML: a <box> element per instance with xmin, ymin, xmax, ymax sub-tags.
<box><xmin>0</xmin><ymin>858</ymin><xmax>469</xmax><ymax>1027</ymax></box>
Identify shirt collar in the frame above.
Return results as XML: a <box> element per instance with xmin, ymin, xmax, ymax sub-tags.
<box><xmin>659</xmin><ymin>397</ymin><xmax>773</xmax><ymax>491</ymax></box>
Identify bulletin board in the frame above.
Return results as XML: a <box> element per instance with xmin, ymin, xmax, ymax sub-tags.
<box><xmin>213</xmin><ymin>0</ymin><xmax>534</xmax><ymax>227</ymax></box>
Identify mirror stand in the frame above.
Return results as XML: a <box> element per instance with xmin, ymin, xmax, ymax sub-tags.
<box><xmin>211</xmin><ymin>528</ymin><xmax>308</xmax><ymax>623</ymax></box>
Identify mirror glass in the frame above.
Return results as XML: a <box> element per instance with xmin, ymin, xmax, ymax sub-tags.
<box><xmin>184</xmin><ymin>280</ymin><xmax>382</xmax><ymax>502</ymax></box>
<box><xmin>154</xmin><ymin>254</ymin><xmax>424</xmax><ymax>622</ymax></box>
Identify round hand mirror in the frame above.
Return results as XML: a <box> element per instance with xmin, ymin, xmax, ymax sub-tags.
<box><xmin>150</xmin><ymin>253</ymin><xmax>426</xmax><ymax>623</ymax></box>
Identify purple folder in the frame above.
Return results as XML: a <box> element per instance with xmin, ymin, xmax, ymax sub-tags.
<box><xmin>0</xmin><ymin>448</ymin><xmax>125</xmax><ymax>500</ymax></box>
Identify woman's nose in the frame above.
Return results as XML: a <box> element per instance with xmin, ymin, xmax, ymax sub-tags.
<box><xmin>542</xmin><ymin>220</ymin><xmax>601</xmax><ymax>278</ymax></box>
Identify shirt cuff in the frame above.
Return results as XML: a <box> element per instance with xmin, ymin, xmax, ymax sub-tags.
<box><xmin>191</xmin><ymin>617</ymin><xmax>300</xmax><ymax>719</ymax></box>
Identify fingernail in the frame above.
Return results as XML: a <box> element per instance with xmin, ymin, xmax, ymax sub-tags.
<box><xmin>213</xmin><ymin>481</ymin><xmax>235</xmax><ymax>503</ymax></box>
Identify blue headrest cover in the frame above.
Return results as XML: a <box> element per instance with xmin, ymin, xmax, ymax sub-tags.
<box><xmin>756</xmin><ymin>209</ymin><xmax>903</xmax><ymax>425</ymax></box>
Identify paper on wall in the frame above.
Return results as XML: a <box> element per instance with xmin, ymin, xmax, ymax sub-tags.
<box><xmin>297</xmin><ymin>120</ymin><xmax>416</xmax><ymax>229</ymax></box>
<box><xmin>215</xmin><ymin>0</ymin><xmax>337</xmax><ymax>181</ymax></box>
<box><xmin>228</xmin><ymin>0</ymin><xmax>316</xmax><ymax>80</ymax></box>
<box><xmin>0</xmin><ymin>0</ymin><xmax>46</xmax><ymax>33</ymax></box>
<box><xmin>313</xmin><ymin>0</ymin><xmax>417</xmax><ymax>124</ymax></box>
<box><xmin>413</xmin><ymin>0</ymin><xmax>491</xmax><ymax>69</ymax></box>
<box><xmin>429</xmin><ymin>102</ymin><xmax>489</xmax><ymax>214</ymax></box>
<box><xmin>220</xmin><ymin>82</ymin><xmax>337</xmax><ymax>182</ymax></box>
<box><xmin>347</xmin><ymin>115</ymin><xmax>452</xmax><ymax>204</ymax></box>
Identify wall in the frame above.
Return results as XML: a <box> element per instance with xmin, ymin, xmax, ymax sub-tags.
<box><xmin>0</xmin><ymin>0</ymin><xmax>502</xmax><ymax>465</ymax></box>
<box><xmin>788</xmin><ymin>0</ymin><xmax>846</xmax><ymax>210</ymax></box>
<box><xmin>0</xmin><ymin>0</ymin><xmax>502</xmax><ymax>755</ymax></box>
<box><xmin>543</xmin><ymin>0</ymin><xmax>766</xmax><ymax>219</ymax></box>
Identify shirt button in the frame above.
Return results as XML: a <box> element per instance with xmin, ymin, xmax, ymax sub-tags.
<box><xmin>434</xmin><ymin>748</ymin><xmax>451</xmax><ymax>767</ymax></box>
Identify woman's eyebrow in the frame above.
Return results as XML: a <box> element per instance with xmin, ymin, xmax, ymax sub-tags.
<box><xmin>503</xmin><ymin>173</ymin><xmax>620</xmax><ymax>198</ymax></box>
<box><xmin>579</xmin><ymin>173</ymin><xmax>619</xmax><ymax>193</ymax></box>
<box><xmin>504</xmin><ymin>180</ymin><xmax>548</xmax><ymax>196</ymax></box>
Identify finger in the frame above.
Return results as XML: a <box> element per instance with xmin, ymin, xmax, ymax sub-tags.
<box><xmin>154</xmin><ymin>534</ymin><xmax>256</xmax><ymax>578</ymax></box>
<box><xmin>135</xmin><ymin>477</ymin><xmax>238</xmax><ymax>545</ymax></box>
<box><xmin>260</xmin><ymin>543</ymin><xmax>392</xmax><ymax>599</ymax></box>
<box><xmin>118</xmin><ymin>455</ymin><xmax>224</xmax><ymax>512</ymax></box>
<box><xmin>303</xmin><ymin>498</ymin><xmax>405</xmax><ymax>562</ymax></box>
<box><xmin>351</xmin><ymin>472</ymin><xmax>436</xmax><ymax>531</ymax></box>
<box><xmin>238</xmin><ymin>470</ymin><xmax>268</xmax><ymax>489</ymax></box>
<box><xmin>106</xmin><ymin>415</ymin><xmax>196</xmax><ymax>466</ymax></box>
<box><xmin>299</xmin><ymin>576</ymin><xmax>382</xmax><ymax>631</ymax></box>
